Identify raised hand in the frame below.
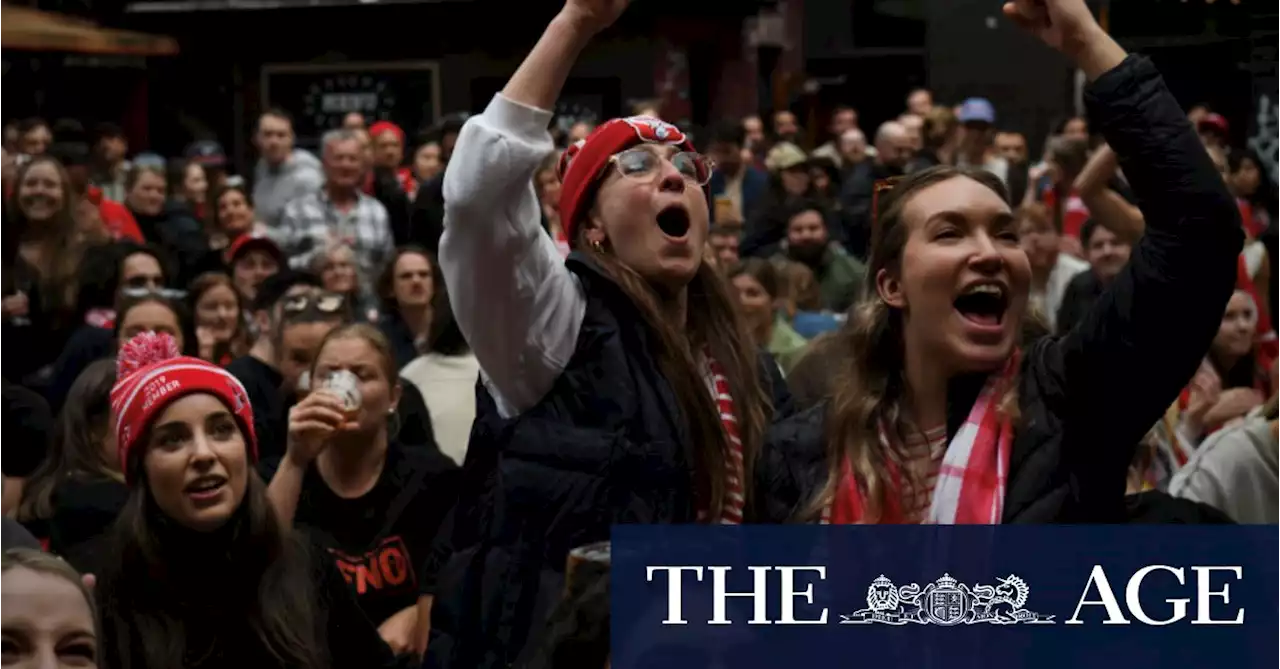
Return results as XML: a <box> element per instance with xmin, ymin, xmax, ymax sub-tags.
<box><xmin>561</xmin><ymin>0</ymin><xmax>630</xmax><ymax>35</ymax></box>
<box><xmin>285</xmin><ymin>390</ymin><xmax>352</xmax><ymax>467</ymax></box>
<box><xmin>1002</xmin><ymin>0</ymin><xmax>1097</xmax><ymax>53</ymax></box>
<box><xmin>1002</xmin><ymin>0</ymin><xmax>1125</xmax><ymax>79</ymax></box>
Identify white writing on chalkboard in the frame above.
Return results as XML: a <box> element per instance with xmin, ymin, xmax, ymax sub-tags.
<box><xmin>321</xmin><ymin>93</ymin><xmax>380</xmax><ymax>114</ymax></box>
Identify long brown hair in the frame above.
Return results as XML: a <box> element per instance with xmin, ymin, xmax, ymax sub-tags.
<box><xmin>99</xmin><ymin>461</ymin><xmax>327</xmax><ymax>668</ymax></box>
<box><xmin>17</xmin><ymin>359</ymin><xmax>120</xmax><ymax>522</ymax></box>
<box><xmin>576</xmin><ymin>226</ymin><xmax>771</xmax><ymax>520</ymax></box>
<box><xmin>804</xmin><ymin>166</ymin><xmax>1012</xmax><ymax>522</ymax></box>
<box><xmin>8</xmin><ymin>155</ymin><xmax>86</xmax><ymax>322</ymax></box>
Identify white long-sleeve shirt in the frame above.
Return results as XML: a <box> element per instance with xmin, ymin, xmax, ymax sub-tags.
<box><xmin>440</xmin><ymin>95</ymin><xmax>587</xmax><ymax>419</ymax></box>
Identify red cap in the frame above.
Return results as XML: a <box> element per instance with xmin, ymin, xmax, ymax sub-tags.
<box><xmin>556</xmin><ymin>116</ymin><xmax>695</xmax><ymax>247</ymax></box>
<box><xmin>110</xmin><ymin>332</ymin><xmax>257</xmax><ymax>484</ymax></box>
<box><xmin>369</xmin><ymin>121</ymin><xmax>405</xmax><ymax>144</ymax></box>
<box><xmin>225</xmin><ymin>233</ymin><xmax>283</xmax><ymax>266</ymax></box>
<box><xmin>1198</xmin><ymin>113</ymin><xmax>1230</xmax><ymax>136</ymax></box>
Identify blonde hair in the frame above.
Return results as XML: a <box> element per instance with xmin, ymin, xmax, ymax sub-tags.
<box><xmin>804</xmin><ymin>166</ymin><xmax>1018</xmax><ymax>522</ymax></box>
<box><xmin>314</xmin><ymin>322</ymin><xmax>398</xmax><ymax>387</ymax></box>
<box><xmin>124</xmin><ymin>163</ymin><xmax>165</xmax><ymax>192</ymax></box>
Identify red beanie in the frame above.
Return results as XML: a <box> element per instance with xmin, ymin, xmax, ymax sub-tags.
<box><xmin>369</xmin><ymin>121</ymin><xmax>405</xmax><ymax>144</ymax></box>
<box><xmin>110</xmin><ymin>332</ymin><xmax>258</xmax><ymax>485</ymax></box>
<box><xmin>556</xmin><ymin>116</ymin><xmax>696</xmax><ymax>246</ymax></box>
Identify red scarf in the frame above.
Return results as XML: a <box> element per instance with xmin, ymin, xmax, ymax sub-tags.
<box><xmin>1236</xmin><ymin>254</ymin><xmax>1277</xmax><ymax>368</ymax></box>
<box><xmin>824</xmin><ymin>353</ymin><xmax>1019</xmax><ymax>525</ymax></box>
<box><xmin>702</xmin><ymin>355</ymin><xmax>744</xmax><ymax>524</ymax></box>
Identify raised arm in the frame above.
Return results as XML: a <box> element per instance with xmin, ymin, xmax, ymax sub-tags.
<box><xmin>439</xmin><ymin>1</ymin><xmax>629</xmax><ymax>417</ymax></box>
<box><xmin>1073</xmin><ymin>144</ymin><xmax>1145</xmax><ymax>242</ymax></box>
<box><xmin>1014</xmin><ymin>1</ymin><xmax>1242</xmax><ymax>459</ymax></box>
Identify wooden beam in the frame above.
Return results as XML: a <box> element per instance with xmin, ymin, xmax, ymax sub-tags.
<box><xmin>1</xmin><ymin>4</ymin><xmax>179</xmax><ymax>56</ymax></box>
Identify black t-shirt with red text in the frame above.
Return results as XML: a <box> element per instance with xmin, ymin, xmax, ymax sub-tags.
<box><xmin>260</xmin><ymin>443</ymin><xmax>460</xmax><ymax>626</ymax></box>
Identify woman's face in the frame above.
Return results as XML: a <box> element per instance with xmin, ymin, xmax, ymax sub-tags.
<box><xmin>321</xmin><ymin>247</ymin><xmax>358</xmax><ymax>295</ymax></box>
<box><xmin>20</xmin><ymin>125</ymin><xmax>52</xmax><ymax>156</ymax></box>
<box><xmin>17</xmin><ymin>162</ymin><xmax>66</xmax><ymax>224</ymax></box>
<box><xmin>126</xmin><ymin>172</ymin><xmax>166</xmax><ymax>217</ymax></box>
<box><xmin>373</xmin><ymin>130</ymin><xmax>404</xmax><ymax>168</ymax></box>
<box><xmin>879</xmin><ymin>176</ymin><xmax>1030</xmax><ymax>375</ymax></box>
<box><xmin>809</xmin><ymin>167</ymin><xmax>831</xmax><ymax>194</ymax></box>
<box><xmin>183</xmin><ymin>164</ymin><xmax>208</xmax><ymax>204</ymax></box>
<box><xmin>313</xmin><ymin>336</ymin><xmax>400</xmax><ymax>435</ymax></box>
<box><xmin>195</xmin><ymin>283</ymin><xmax>239</xmax><ymax>342</ymax></box>
<box><xmin>1</xmin><ymin>567</ymin><xmax>97</xmax><ymax>668</ymax></box>
<box><xmin>391</xmin><ymin>252</ymin><xmax>433</xmax><ymax>309</ymax></box>
<box><xmin>1017</xmin><ymin>215</ymin><xmax>1059</xmax><ymax>273</ymax></box>
<box><xmin>780</xmin><ymin>167</ymin><xmax>810</xmax><ymax>196</ymax></box>
<box><xmin>413</xmin><ymin>143</ymin><xmax>441</xmax><ymax>181</ymax></box>
<box><xmin>119</xmin><ymin>253</ymin><xmax>164</xmax><ymax>292</ymax></box>
<box><xmin>1230</xmin><ymin>158</ymin><xmax>1261</xmax><ymax>198</ymax></box>
<box><xmin>1214</xmin><ymin>291</ymin><xmax>1258</xmax><ymax>360</ymax></box>
<box><xmin>231</xmin><ymin>251</ymin><xmax>279</xmax><ymax>301</ymax></box>
<box><xmin>216</xmin><ymin>189</ymin><xmax>255</xmax><ymax>236</ymax></box>
<box><xmin>536</xmin><ymin>169</ymin><xmax>562</xmax><ymax>206</ymax></box>
<box><xmin>118</xmin><ymin>301</ymin><xmax>183</xmax><ymax>351</ymax></box>
<box><xmin>731</xmin><ymin>273</ymin><xmax>774</xmax><ymax>332</ymax></box>
<box><xmin>142</xmin><ymin>393</ymin><xmax>248</xmax><ymax>532</ymax></box>
<box><xmin>1061</xmin><ymin>117</ymin><xmax>1089</xmax><ymax>142</ymax></box>
<box><xmin>586</xmin><ymin>144</ymin><xmax>710</xmax><ymax>291</ymax></box>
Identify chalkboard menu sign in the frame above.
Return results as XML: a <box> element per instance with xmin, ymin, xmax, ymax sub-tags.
<box><xmin>262</xmin><ymin>61</ymin><xmax>441</xmax><ymax>150</ymax></box>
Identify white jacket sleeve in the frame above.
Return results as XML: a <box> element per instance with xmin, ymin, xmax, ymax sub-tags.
<box><xmin>439</xmin><ymin>94</ymin><xmax>586</xmax><ymax>418</ymax></box>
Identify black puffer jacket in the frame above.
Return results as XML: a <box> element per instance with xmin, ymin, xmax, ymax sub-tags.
<box><xmin>426</xmin><ymin>253</ymin><xmax>793</xmax><ymax>669</ymax></box>
<box><xmin>755</xmin><ymin>55</ymin><xmax>1242</xmax><ymax>524</ymax></box>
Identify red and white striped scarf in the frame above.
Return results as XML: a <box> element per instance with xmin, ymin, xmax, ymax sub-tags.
<box><xmin>823</xmin><ymin>353</ymin><xmax>1018</xmax><ymax>525</ymax></box>
<box><xmin>700</xmin><ymin>355</ymin><xmax>745</xmax><ymax>524</ymax></box>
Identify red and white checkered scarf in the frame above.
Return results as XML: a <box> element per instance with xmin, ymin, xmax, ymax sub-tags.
<box><xmin>823</xmin><ymin>352</ymin><xmax>1019</xmax><ymax>525</ymax></box>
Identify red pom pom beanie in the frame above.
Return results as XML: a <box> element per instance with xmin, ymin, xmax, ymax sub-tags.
<box><xmin>110</xmin><ymin>332</ymin><xmax>258</xmax><ymax>485</ymax></box>
<box><xmin>556</xmin><ymin>116</ymin><xmax>696</xmax><ymax>246</ymax></box>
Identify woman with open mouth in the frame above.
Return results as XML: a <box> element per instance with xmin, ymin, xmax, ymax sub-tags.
<box><xmin>88</xmin><ymin>331</ymin><xmax>395</xmax><ymax>669</ymax></box>
<box><xmin>429</xmin><ymin>0</ymin><xmax>791</xmax><ymax>665</ymax></box>
<box><xmin>756</xmin><ymin>0</ymin><xmax>1243</xmax><ymax>526</ymax></box>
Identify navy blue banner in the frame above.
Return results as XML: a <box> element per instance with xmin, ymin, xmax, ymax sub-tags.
<box><xmin>611</xmin><ymin>526</ymin><xmax>1278</xmax><ymax>669</ymax></box>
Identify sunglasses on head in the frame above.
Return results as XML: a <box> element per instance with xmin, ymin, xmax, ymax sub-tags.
<box><xmin>282</xmin><ymin>292</ymin><xmax>347</xmax><ymax>315</ymax></box>
<box><xmin>869</xmin><ymin>175</ymin><xmax>907</xmax><ymax>251</ymax></box>
<box><xmin>120</xmin><ymin>287</ymin><xmax>187</xmax><ymax>301</ymax></box>
<box><xmin>608</xmin><ymin>148</ymin><xmax>715</xmax><ymax>186</ymax></box>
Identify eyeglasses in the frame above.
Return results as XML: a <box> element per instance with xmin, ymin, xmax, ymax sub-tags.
<box><xmin>282</xmin><ymin>292</ymin><xmax>347</xmax><ymax>315</ymax></box>
<box><xmin>608</xmin><ymin>149</ymin><xmax>715</xmax><ymax>186</ymax></box>
<box><xmin>120</xmin><ymin>287</ymin><xmax>187</xmax><ymax>301</ymax></box>
<box><xmin>122</xmin><ymin>274</ymin><xmax>165</xmax><ymax>290</ymax></box>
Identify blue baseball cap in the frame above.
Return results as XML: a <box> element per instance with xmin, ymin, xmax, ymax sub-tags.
<box><xmin>957</xmin><ymin>98</ymin><xmax>996</xmax><ymax>125</ymax></box>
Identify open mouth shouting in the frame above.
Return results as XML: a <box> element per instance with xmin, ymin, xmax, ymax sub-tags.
<box><xmin>954</xmin><ymin>280</ymin><xmax>1009</xmax><ymax>333</ymax></box>
<box><xmin>656</xmin><ymin>203</ymin><xmax>691</xmax><ymax>241</ymax></box>
<box><xmin>184</xmin><ymin>474</ymin><xmax>228</xmax><ymax>503</ymax></box>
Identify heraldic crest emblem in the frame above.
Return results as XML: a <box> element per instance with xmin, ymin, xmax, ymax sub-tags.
<box><xmin>840</xmin><ymin>574</ymin><xmax>1055</xmax><ymax>626</ymax></box>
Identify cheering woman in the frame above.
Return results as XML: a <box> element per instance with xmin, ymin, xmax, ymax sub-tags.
<box><xmin>757</xmin><ymin>0</ymin><xmax>1243</xmax><ymax>525</ymax></box>
<box><xmin>428</xmin><ymin>0</ymin><xmax>789</xmax><ymax>665</ymax></box>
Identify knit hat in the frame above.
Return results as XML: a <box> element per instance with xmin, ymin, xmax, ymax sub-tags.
<box><xmin>110</xmin><ymin>332</ymin><xmax>257</xmax><ymax>485</ymax></box>
<box><xmin>369</xmin><ymin>121</ymin><xmax>406</xmax><ymax>144</ymax></box>
<box><xmin>556</xmin><ymin>115</ymin><xmax>696</xmax><ymax>246</ymax></box>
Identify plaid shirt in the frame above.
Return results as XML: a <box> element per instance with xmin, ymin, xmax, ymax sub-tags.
<box><xmin>273</xmin><ymin>187</ymin><xmax>394</xmax><ymax>302</ymax></box>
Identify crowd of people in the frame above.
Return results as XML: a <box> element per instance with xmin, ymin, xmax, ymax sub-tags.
<box><xmin>1</xmin><ymin>0</ymin><xmax>1276</xmax><ymax>667</ymax></box>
